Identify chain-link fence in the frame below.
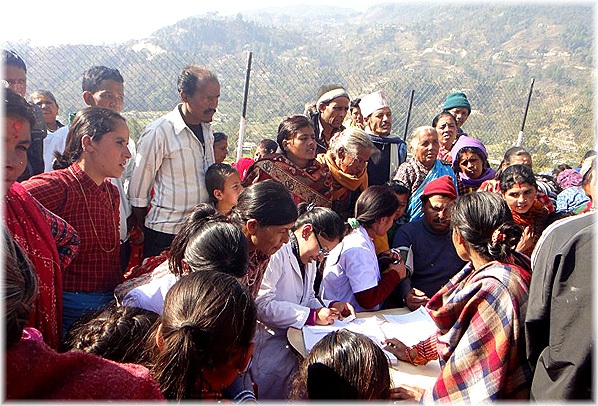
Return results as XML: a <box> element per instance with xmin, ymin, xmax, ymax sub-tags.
<box><xmin>6</xmin><ymin>41</ymin><xmax>594</xmax><ymax>172</ymax></box>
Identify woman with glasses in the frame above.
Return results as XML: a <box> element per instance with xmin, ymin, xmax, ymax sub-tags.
<box><xmin>316</xmin><ymin>127</ymin><xmax>375</xmax><ymax>221</ymax></box>
<box><xmin>320</xmin><ymin>185</ymin><xmax>408</xmax><ymax>312</ymax></box>
<box><xmin>251</xmin><ymin>203</ymin><xmax>354</xmax><ymax>400</ymax></box>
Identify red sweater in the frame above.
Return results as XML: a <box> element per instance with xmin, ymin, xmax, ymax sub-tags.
<box><xmin>6</xmin><ymin>328</ymin><xmax>165</xmax><ymax>400</ymax></box>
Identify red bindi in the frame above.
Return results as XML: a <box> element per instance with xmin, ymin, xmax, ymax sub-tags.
<box><xmin>12</xmin><ymin>121</ymin><xmax>23</xmax><ymax>134</ymax></box>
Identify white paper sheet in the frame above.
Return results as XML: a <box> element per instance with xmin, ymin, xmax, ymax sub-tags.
<box><xmin>301</xmin><ymin>310</ymin><xmax>438</xmax><ymax>366</ymax></box>
<box><xmin>379</xmin><ymin>306</ymin><xmax>437</xmax><ymax>347</ymax></box>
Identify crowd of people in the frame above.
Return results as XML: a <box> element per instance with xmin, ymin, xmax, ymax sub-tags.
<box><xmin>2</xmin><ymin>48</ymin><xmax>594</xmax><ymax>401</ymax></box>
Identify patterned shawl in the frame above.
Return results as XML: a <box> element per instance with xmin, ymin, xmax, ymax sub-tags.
<box><xmin>4</xmin><ymin>182</ymin><xmax>79</xmax><ymax>348</ymax></box>
<box><xmin>423</xmin><ymin>261</ymin><xmax>533</xmax><ymax>403</ymax></box>
<box><xmin>243</xmin><ymin>153</ymin><xmax>333</xmax><ymax>208</ymax></box>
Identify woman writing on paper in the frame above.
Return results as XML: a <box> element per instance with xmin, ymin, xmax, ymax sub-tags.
<box><xmin>320</xmin><ymin>185</ymin><xmax>408</xmax><ymax>312</ymax></box>
<box><xmin>251</xmin><ymin>203</ymin><xmax>354</xmax><ymax>399</ymax></box>
<box><xmin>383</xmin><ymin>192</ymin><xmax>532</xmax><ymax>402</ymax></box>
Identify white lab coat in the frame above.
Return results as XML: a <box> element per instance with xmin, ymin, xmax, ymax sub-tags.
<box><xmin>251</xmin><ymin>241</ymin><xmax>331</xmax><ymax>400</ymax></box>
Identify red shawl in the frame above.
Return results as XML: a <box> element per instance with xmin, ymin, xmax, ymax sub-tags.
<box><xmin>6</xmin><ymin>328</ymin><xmax>164</xmax><ymax>400</ymax></box>
<box><xmin>243</xmin><ymin>153</ymin><xmax>334</xmax><ymax>208</ymax></box>
<box><xmin>4</xmin><ymin>183</ymin><xmax>76</xmax><ymax>348</ymax></box>
<box><xmin>511</xmin><ymin>199</ymin><xmax>550</xmax><ymax>257</ymax></box>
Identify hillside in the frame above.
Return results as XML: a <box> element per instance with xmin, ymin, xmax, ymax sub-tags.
<box><xmin>6</xmin><ymin>3</ymin><xmax>594</xmax><ymax>170</ymax></box>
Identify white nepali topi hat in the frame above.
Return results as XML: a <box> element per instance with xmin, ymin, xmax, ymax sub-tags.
<box><xmin>359</xmin><ymin>90</ymin><xmax>390</xmax><ymax>118</ymax></box>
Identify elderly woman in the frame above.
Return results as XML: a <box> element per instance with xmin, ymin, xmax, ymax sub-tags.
<box><xmin>316</xmin><ymin>127</ymin><xmax>375</xmax><ymax>220</ymax></box>
<box><xmin>244</xmin><ymin>115</ymin><xmax>334</xmax><ymax>207</ymax></box>
<box><xmin>393</xmin><ymin>126</ymin><xmax>456</xmax><ymax>222</ymax></box>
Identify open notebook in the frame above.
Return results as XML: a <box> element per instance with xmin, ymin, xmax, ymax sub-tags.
<box><xmin>302</xmin><ymin>307</ymin><xmax>437</xmax><ymax>365</ymax></box>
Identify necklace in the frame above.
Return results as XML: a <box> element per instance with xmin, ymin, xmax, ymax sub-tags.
<box><xmin>69</xmin><ymin>166</ymin><xmax>119</xmax><ymax>253</ymax></box>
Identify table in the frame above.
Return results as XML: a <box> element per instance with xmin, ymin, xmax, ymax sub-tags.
<box><xmin>287</xmin><ymin>307</ymin><xmax>441</xmax><ymax>388</ymax></box>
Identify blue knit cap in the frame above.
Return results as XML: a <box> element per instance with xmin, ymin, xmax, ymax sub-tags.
<box><xmin>442</xmin><ymin>92</ymin><xmax>471</xmax><ymax>114</ymax></box>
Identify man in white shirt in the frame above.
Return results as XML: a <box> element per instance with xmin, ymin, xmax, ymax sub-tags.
<box><xmin>128</xmin><ymin>65</ymin><xmax>218</xmax><ymax>258</ymax></box>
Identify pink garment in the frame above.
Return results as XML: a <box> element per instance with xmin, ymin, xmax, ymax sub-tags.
<box><xmin>6</xmin><ymin>328</ymin><xmax>165</xmax><ymax>400</ymax></box>
<box><xmin>233</xmin><ymin>157</ymin><xmax>255</xmax><ymax>181</ymax></box>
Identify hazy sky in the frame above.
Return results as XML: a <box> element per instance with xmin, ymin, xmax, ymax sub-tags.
<box><xmin>3</xmin><ymin>0</ymin><xmax>371</xmax><ymax>46</ymax></box>
<box><xmin>3</xmin><ymin>0</ymin><xmax>584</xmax><ymax>47</ymax></box>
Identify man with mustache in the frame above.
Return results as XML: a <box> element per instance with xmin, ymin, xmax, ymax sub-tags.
<box><xmin>310</xmin><ymin>84</ymin><xmax>350</xmax><ymax>155</ymax></box>
<box><xmin>387</xmin><ymin>175</ymin><xmax>465</xmax><ymax>310</ymax></box>
<box><xmin>359</xmin><ymin>90</ymin><xmax>407</xmax><ymax>186</ymax></box>
<box><xmin>129</xmin><ymin>65</ymin><xmax>219</xmax><ymax>258</ymax></box>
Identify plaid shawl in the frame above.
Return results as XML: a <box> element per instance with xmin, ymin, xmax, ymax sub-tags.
<box><xmin>423</xmin><ymin>261</ymin><xmax>533</xmax><ymax>403</ymax></box>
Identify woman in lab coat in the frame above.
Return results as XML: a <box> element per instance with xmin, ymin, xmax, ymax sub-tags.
<box><xmin>251</xmin><ymin>203</ymin><xmax>354</xmax><ymax>400</ymax></box>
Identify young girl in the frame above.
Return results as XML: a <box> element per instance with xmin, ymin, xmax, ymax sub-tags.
<box><xmin>500</xmin><ymin>164</ymin><xmax>550</xmax><ymax>256</ymax></box>
<box><xmin>60</xmin><ymin>303</ymin><xmax>159</xmax><ymax>364</ymax></box>
<box><xmin>205</xmin><ymin>163</ymin><xmax>244</xmax><ymax>215</ymax></box>
<box><xmin>384</xmin><ymin>192</ymin><xmax>532</xmax><ymax>402</ymax></box>
<box><xmin>290</xmin><ymin>330</ymin><xmax>391</xmax><ymax>400</ymax></box>
<box><xmin>450</xmin><ymin>135</ymin><xmax>496</xmax><ymax>194</ymax></box>
<box><xmin>146</xmin><ymin>270</ymin><xmax>256</xmax><ymax>400</ymax></box>
<box><xmin>320</xmin><ymin>185</ymin><xmax>407</xmax><ymax>312</ymax></box>
<box><xmin>118</xmin><ymin>203</ymin><xmax>248</xmax><ymax>314</ymax></box>
<box><xmin>251</xmin><ymin>203</ymin><xmax>353</xmax><ymax>399</ymax></box>
<box><xmin>22</xmin><ymin>107</ymin><xmax>131</xmax><ymax>333</ymax></box>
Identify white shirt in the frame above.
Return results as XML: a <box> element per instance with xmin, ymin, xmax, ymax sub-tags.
<box><xmin>320</xmin><ymin>225</ymin><xmax>381</xmax><ymax>312</ymax></box>
<box><xmin>121</xmin><ymin>261</ymin><xmax>177</xmax><ymax>315</ymax></box>
<box><xmin>110</xmin><ymin>138</ymin><xmax>136</xmax><ymax>242</ymax></box>
<box><xmin>128</xmin><ymin>104</ymin><xmax>215</xmax><ymax>235</ymax></box>
<box><xmin>256</xmin><ymin>241</ymin><xmax>331</xmax><ymax>329</ymax></box>
<box><xmin>43</xmin><ymin>125</ymin><xmax>69</xmax><ymax>172</ymax></box>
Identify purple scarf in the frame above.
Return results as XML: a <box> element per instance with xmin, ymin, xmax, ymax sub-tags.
<box><xmin>459</xmin><ymin>167</ymin><xmax>496</xmax><ymax>190</ymax></box>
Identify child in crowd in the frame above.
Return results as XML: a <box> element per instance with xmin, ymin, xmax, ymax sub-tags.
<box><xmin>145</xmin><ymin>271</ymin><xmax>257</xmax><ymax>400</ymax></box>
<box><xmin>205</xmin><ymin>163</ymin><xmax>244</xmax><ymax>215</ymax></box>
<box><xmin>500</xmin><ymin>164</ymin><xmax>551</xmax><ymax>256</ymax></box>
<box><xmin>373</xmin><ymin>180</ymin><xmax>410</xmax><ymax>254</ymax></box>
<box><xmin>21</xmin><ymin>107</ymin><xmax>131</xmax><ymax>333</ymax></box>
<box><xmin>251</xmin><ymin>204</ymin><xmax>353</xmax><ymax>399</ymax></box>
<box><xmin>320</xmin><ymin>185</ymin><xmax>407</xmax><ymax>312</ymax></box>
<box><xmin>254</xmin><ymin>138</ymin><xmax>278</xmax><ymax>161</ymax></box>
<box><xmin>290</xmin><ymin>330</ymin><xmax>391</xmax><ymax>400</ymax></box>
<box><xmin>60</xmin><ymin>302</ymin><xmax>159</xmax><ymax>364</ymax></box>
<box><xmin>213</xmin><ymin>131</ymin><xmax>229</xmax><ymax>163</ymax></box>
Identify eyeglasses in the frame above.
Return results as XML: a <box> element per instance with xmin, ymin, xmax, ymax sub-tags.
<box><xmin>313</xmin><ymin>232</ymin><xmax>329</xmax><ymax>258</ymax></box>
<box><xmin>348</xmin><ymin>154</ymin><xmax>368</xmax><ymax>166</ymax></box>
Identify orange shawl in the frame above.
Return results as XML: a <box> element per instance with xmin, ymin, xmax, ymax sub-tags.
<box><xmin>316</xmin><ymin>151</ymin><xmax>368</xmax><ymax>200</ymax></box>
